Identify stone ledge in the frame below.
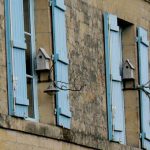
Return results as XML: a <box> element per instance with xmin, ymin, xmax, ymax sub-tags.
<box><xmin>0</xmin><ymin>113</ymin><xmax>141</xmax><ymax>150</ymax></box>
<box><xmin>0</xmin><ymin>114</ymin><xmax>102</xmax><ymax>149</ymax></box>
<box><xmin>144</xmin><ymin>0</ymin><xmax>150</xmax><ymax>3</ymax></box>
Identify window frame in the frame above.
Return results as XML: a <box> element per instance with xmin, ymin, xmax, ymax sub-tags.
<box><xmin>5</xmin><ymin>0</ymin><xmax>39</xmax><ymax>121</ymax></box>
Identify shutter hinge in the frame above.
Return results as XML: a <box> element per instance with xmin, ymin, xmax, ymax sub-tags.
<box><xmin>110</xmin><ymin>74</ymin><xmax>112</xmax><ymax>80</ymax></box>
<box><xmin>139</xmin><ymin>133</ymin><xmax>142</xmax><ymax>139</ymax></box>
<box><xmin>23</xmin><ymin>113</ymin><xmax>27</xmax><ymax>119</ymax></box>
<box><xmin>136</xmin><ymin>37</ymin><xmax>139</xmax><ymax>43</ymax></box>
<box><xmin>54</xmin><ymin>108</ymin><xmax>57</xmax><ymax>115</ymax></box>
<box><xmin>10</xmin><ymin>40</ymin><xmax>14</xmax><ymax>48</ymax></box>
<box><xmin>49</xmin><ymin>0</ymin><xmax>53</xmax><ymax>6</ymax></box>
<box><xmin>13</xmin><ymin>77</ymin><xmax>18</xmax><ymax>90</ymax></box>
<box><xmin>51</xmin><ymin>54</ymin><xmax>54</xmax><ymax>60</ymax></box>
<box><xmin>112</xmin><ymin>105</ymin><xmax>116</xmax><ymax>119</ymax></box>
<box><xmin>139</xmin><ymin>132</ymin><xmax>145</xmax><ymax>139</ymax></box>
<box><xmin>34</xmin><ymin>57</ymin><xmax>37</xmax><ymax>71</ymax></box>
<box><xmin>118</xmin><ymin>138</ymin><xmax>122</xmax><ymax>144</ymax></box>
<box><xmin>13</xmin><ymin>97</ymin><xmax>16</xmax><ymax>113</ymax></box>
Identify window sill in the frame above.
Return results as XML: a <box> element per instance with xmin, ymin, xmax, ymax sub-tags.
<box><xmin>0</xmin><ymin>113</ymin><xmax>105</xmax><ymax>149</ymax></box>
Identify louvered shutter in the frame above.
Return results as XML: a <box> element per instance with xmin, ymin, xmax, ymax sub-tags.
<box><xmin>10</xmin><ymin>0</ymin><xmax>29</xmax><ymax>117</ymax></box>
<box><xmin>104</xmin><ymin>13</ymin><xmax>126</xmax><ymax>144</ymax></box>
<box><xmin>52</xmin><ymin>0</ymin><xmax>71</xmax><ymax>129</ymax></box>
<box><xmin>137</xmin><ymin>27</ymin><xmax>150</xmax><ymax>149</ymax></box>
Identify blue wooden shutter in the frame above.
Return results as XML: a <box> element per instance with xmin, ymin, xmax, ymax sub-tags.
<box><xmin>10</xmin><ymin>0</ymin><xmax>29</xmax><ymax>117</ymax></box>
<box><xmin>104</xmin><ymin>13</ymin><xmax>126</xmax><ymax>144</ymax></box>
<box><xmin>52</xmin><ymin>0</ymin><xmax>71</xmax><ymax>129</ymax></box>
<box><xmin>137</xmin><ymin>27</ymin><xmax>150</xmax><ymax>149</ymax></box>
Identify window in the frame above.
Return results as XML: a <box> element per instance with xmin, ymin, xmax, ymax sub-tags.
<box><xmin>137</xmin><ymin>27</ymin><xmax>150</xmax><ymax>149</ymax></box>
<box><xmin>104</xmin><ymin>13</ymin><xmax>126</xmax><ymax>144</ymax></box>
<box><xmin>104</xmin><ymin>12</ymin><xmax>150</xmax><ymax>147</ymax></box>
<box><xmin>23</xmin><ymin>0</ymin><xmax>38</xmax><ymax>119</ymax></box>
<box><xmin>6</xmin><ymin>0</ymin><xmax>71</xmax><ymax>129</ymax></box>
<box><xmin>6</xmin><ymin>0</ymin><xmax>38</xmax><ymax>120</ymax></box>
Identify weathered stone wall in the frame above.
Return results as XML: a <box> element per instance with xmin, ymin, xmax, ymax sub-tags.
<box><xmin>0</xmin><ymin>128</ymin><xmax>94</xmax><ymax>150</ymax></box>
<box><xmin>0</xmin><ymin>0</ymin><xmax>8</xmax><ymax>115</ymax></box>
<box><xmin>0</xmin><ymin>128</ymin><xmax>142</xmax><ymax>150</ymax></box>
<box><xmin>103</xmin><ymin>0</ymin><xmax>150</xmax><ymax>28</ymax></box>
<box><xmin>0</xmin><ymin>0</ymin><xmax>150</xmax><ymax>150</ymax></box>
<box><xmin>65</xmin><ymin>0</ymin><xmax>107</xmax><ymax>140</ymax></box>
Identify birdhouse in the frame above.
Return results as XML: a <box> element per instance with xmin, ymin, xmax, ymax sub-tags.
<box><xmin>36</xmin><ymin>48</ymin><xmax>51</xmax><ymax>71</ymax></box>
<box><xmin>123</xmin><ymin>59</ymin><xmax>135</xmax><ymax>80</ymax></box>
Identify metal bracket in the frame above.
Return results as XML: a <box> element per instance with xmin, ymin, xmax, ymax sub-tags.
<box><xmin>136</xmin><ymin>37</ymin><xmax>139</xmax><ymax>43</ymax></box>
<box><xmin>140</xmin><ymin>132</ymin><xmax>145</xmax><ymax>140</ymax></box>
<box><xmin>13</xmin><ymin>76</ymin><xmax>18</xmax><ymax>90</ymax></box>
<box><xmin>51</xmin><ymin>54</ymin><xmax>54</xmax><ymax>60</ymax></box>
<box><xmin>13</xmin><ymin>96</ymin><xmax>16</xmax><ymax>113</ymax></box>
<box><xmin>139</xmin><ymin>133</ymin><xmax>142</xmax><ymax>139</ymax></box>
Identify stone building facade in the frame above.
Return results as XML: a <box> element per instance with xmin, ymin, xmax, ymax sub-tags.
<box><xmin>0</xmin><ymin>0</ymin><xmax>149</xmax><ymax>149</ymax></box>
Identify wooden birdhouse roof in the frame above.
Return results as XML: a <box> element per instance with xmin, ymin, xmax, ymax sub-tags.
<box><xmin>124</xmin><ymin>59</ymin><xmax>135</xmax><ymax>69</ymax></box>
<box><xmin>38</xmin><ymin>48</ymin><xmax>50</xmax><ymax>59</ymax></box>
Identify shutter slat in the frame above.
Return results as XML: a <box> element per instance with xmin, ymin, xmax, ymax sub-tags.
<box><xmin>109</xmin><ymin>14</ymin><xmax>119</xmax><ymax>32</ymax></box>
<box><xmin>55</xmin><ymin>0</ymin><xmax>66</xmax><ymax>10</ymax></box>
<box><xmin>54</xmin><ymin>53</ymin><xmax>69</xmax><ymax>65</ymax></box>
<box><xmin>13</xmin><ymin>41</ymin><xmax>26</xmax><ymax>50</ymax></box>
<box><xmin>145</xmin><ymin>133</ymin><xmax>150</xmax><ymax>141</ymax></box>
<box><xmin>15</xmin><ymin>97</ymin><xmax>29</xmax><ymax>106</ymax></box>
